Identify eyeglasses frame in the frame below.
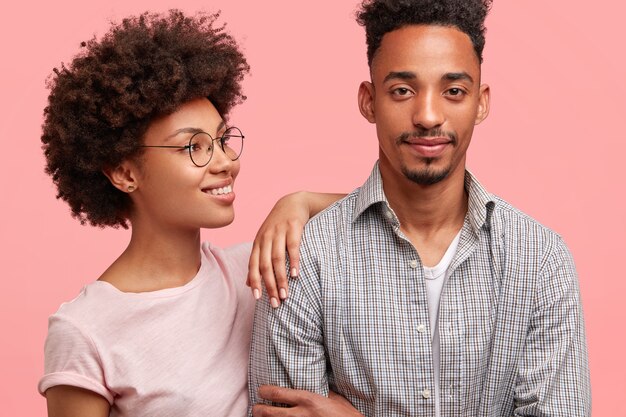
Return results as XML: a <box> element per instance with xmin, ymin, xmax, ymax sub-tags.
<box><xmin>139</xmin><ymin>127</ymin><xmax>245</xmax><ymax>167</ymax></box>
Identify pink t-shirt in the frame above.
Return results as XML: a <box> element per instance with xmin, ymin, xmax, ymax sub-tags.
<box><xmin>38</xmin><ymin>242</ymin><xmax>254</xmax><ymax>417</ymax></box>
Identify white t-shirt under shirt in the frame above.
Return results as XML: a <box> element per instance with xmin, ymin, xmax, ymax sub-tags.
<box><xmin>38</xmin><ymin>242</ymin><xmax>254</xmax><ymax>417</ymax></box>
<box><xmin>424</xmin><ymin>230</ymin><xmax>462</xmax><ymax>417</ymax></box>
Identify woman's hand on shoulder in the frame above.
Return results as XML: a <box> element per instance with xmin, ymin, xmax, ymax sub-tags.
<box><xmin>251</xmin><ymin>385</ymin><xmax>363</xmax><ymax>417</ymax></box>
<box><xmin>247</xmin><ymin>191</ymin><xmax>344</xmax><ymax>308</ymax></box>
<box><xmin>46</xmin><ymin>385</ymin><xmax>110</xmax><ymax>417</ymax></box>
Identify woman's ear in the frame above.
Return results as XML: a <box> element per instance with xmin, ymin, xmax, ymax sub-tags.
<box><xmin>103</xmin><ymin>160</ymin><xmax>139</xmax><ymax>194</ymax></box>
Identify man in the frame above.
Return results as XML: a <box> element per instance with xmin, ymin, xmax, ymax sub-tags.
<box><xmin>249</xmin><ymin>0</ymin><xmax>591</xmax><ymax>416</ymax></box>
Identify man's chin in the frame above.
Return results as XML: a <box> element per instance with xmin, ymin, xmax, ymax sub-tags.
<box><xmin>401</xmin><ymin>166</ymin><xmax>451</xmax><ymax>186</ymax></box>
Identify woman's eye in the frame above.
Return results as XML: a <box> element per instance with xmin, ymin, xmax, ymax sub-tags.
<box><xmin>188</xmin><ymin>143</ymin><xmax>203</xmax><ymax>152</ymax></box>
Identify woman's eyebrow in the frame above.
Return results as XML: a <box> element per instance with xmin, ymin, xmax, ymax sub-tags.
<box><xmin>165</xmin><ymin>127</ymin><xmax>204</xmax><ymax>141</ymax></box>
<box><xmin>164</xmin><ymin>120</ymin><xmax>226</xmax><ymax>141</ymax></box>
<box><xmin>215</xmin><ymin>121</ymin><xmax>226</xmax><ymax>135</ymax></box>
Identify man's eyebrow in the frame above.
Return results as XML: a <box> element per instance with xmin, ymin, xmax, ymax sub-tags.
<box><xmin>443</xmin><ymin>72</ymin><xmax>474</xmax><ymax>83</ymax></box>
<box><xmin>383</xmin><ymin>71</ymin><xmax>417</xmax><ymax>83</ymax></box>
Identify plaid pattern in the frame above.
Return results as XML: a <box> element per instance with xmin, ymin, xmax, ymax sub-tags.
<box><xmin>249</xmin><ymin>163</ymin><xmax>590</xmax><ymax>417</ymax></box>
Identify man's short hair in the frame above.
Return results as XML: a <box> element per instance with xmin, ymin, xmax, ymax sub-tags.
<box><xmin>356</xmin><ymin>0</ymin><xmax>493</xmax><ymax>66</ymax></box>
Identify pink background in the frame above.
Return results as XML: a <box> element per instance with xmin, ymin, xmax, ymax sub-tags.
<box><xmin>1</xmin><ymin>0</ymin><xmax>623</xmax><ymax>415</ymax></box>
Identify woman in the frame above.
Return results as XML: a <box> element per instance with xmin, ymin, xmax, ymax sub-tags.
<box><xmin>37</xmin><ymin>10</ymin><xmax>359</xmax><ymax>417</ymax></box>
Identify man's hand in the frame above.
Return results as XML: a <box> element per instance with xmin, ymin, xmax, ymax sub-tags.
<box><xmin>252</xmin><ymin>385</ymin><xmax>364</xmax><ymax>417</ymax></box>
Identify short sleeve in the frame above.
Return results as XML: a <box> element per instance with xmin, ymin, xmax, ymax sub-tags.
<box><xmin>38</xmin><ymin>314</ymin><xmax>114</xmax><ymax>404</ymax></box>
<box><xmin>221</xmin><ymin>242</ymin><xmax>253</xmax><ymax>277</ymax></box>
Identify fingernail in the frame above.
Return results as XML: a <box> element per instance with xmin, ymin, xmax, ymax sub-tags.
<box><xmin>291</xmin><ymin>267</ymin><xmax>298</xmax><ymax>278</ymax></box>
<box><xmin>253</xmin><ymin>288</ymin><xmax>261</xmax><ymax>300</ymax></box>
<box><xmin>270</xmin><ymin>297</ymin><xmax>280</xmax><ymax>308</ymax></box>
<box><xmin>279</xmin><ymin>288</ymin><xmax>287</xmax><ymax>300</ymax></box>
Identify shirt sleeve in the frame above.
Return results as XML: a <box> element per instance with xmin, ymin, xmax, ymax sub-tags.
<box><xmin>38</xmin><ymin>314</ymin><xmax>114</xmax><ymax>404</ymax></box>
<box><xmin>248</xmin><ymin>251</ymin><xmax>329</xmax><ymax>412</ymax></box>
<box><xmin>514</xmin><ymin>237</ymin><xmax>591</xmax><ymax>416</ymax></box>
<box><xmin>222</xmin><ymin>242</ymin><xmax>253</xmax><ymax>276</ymax></box>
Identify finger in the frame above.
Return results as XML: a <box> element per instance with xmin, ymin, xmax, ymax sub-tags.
<box><xmin>258</xmin><ymin>385</ymin><xmax>307</xmax><ymax>405</ymax></box>
<box><xmin>252</xmin><ymin>404</ymin><xmax>298</xmax><ymax>417</ymax></box>
<box><xmin>247</xmin><ymin>243</ymin><xmax>262</xmax><ymax>300</ymax></box>
<box><xmin>258</xmin><ymin>236</ymin><xmax>281</xmax><ymax>308</ymax></box>
<box><xmin>285</xmin><ymin>221</ymin><xmax>303</xmax><ymax>279</ymax></box>
<box><xmin>270</xmin><ymin>234</ymin><xmax>289</xmax><ymax>300</ymax></box>
<box><xmin>328</xmin><ymin>390</ymin><xmax>353</xmax><ymax>407</ymax></box>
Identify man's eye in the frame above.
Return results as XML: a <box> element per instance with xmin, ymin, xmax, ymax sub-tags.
<box><xmin>393</xmin><ymin>88</ymin><xmax>412</xmax><ymax>96</ymax></box>
<box><xmin>447</xmin><ymin>88</ymin><xmax>465</xmax><ymax>96</ymax></box>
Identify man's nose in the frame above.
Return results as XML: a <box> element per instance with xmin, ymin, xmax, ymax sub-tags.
<box><xmin>412</xmin><ymin>90</ymin><xmax>444</xmax><ymax>130</ymax></box>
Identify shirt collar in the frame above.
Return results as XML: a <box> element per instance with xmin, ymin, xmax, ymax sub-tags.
<box><xmin>353</xmin><ymin>162</ymin><xmax>388</xmax><ymax>221</ymax></box>
<box><xmin>353</xmin><ymin>162</ymin><xmax>496</xmax><ymax>235</ymax></box>
<box><xmin>464</xmin><ymin>170</ymin><xmax>496</xmax><ymax>235</ymax></box>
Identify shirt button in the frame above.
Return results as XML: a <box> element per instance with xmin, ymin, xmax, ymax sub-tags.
<box><xmin>422</xmin><ymin>389</ymin><xmax>431</xmax><ymax>399</ymax></box>
<box><xmin>385</xmin><ymin>210</ymin><xmax>393</xmax><ymax>219</ymax></box>
<box><xmin>417</xmin><ymin>324</ymin><xmax>426</xmax><ymax>333</ymax></box>
<box><xmin>409</xmin><ymin>260</ymin><xmax>418</xmax><ymax>268</ymax></box>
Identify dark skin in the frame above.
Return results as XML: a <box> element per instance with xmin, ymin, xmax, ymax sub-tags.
<box><xmin>358</xmin><ymin>24</ymin><xmax>490</xmax><ymax>266</ymax></box>
<box><xmin>250</xmin><ymin>24</ymin><xmax>490</xmax><ymax>417</ymax></box>
<box><xmin>44</xmin><ymin>100</ymin><xmax>357</xmax><ymax>417</ymax></box>
<box><xmin>46</xmin><ymin>386</ymin><xmax>109</xmax><ymax>417</ymax></box>
<box><xmin>247</xmin><ymin>191</ymin><xmax>345</xmax><ymax>307</ymax></box>
<box><xmin>46</xmin><ymin>384</ymin><xmax>363</xmax><ymax>417</ymax></box>
<box><xmin>252</xmin><ymin>386</ymin><xmax>363</xmax><ymax>417</ymax></box>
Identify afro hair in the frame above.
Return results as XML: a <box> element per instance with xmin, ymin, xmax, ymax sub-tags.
<box><xmin>41</xmin><ymin>10</ymin><xmax>250</xmax><ymax>228</ymax></box>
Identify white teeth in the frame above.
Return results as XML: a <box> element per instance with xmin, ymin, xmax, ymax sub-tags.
<box><xmin>207</xmin><ymin>185</ymin><xmax>232</xmax><ymax>195</ymax></box>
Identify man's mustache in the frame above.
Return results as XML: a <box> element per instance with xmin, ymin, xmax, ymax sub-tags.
<box><xmin>396</xmin><ymin>128</ymin><xmax>457</xmax><ymax>144</ymax></box>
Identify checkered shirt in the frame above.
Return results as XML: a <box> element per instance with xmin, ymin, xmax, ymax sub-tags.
<box><xmin>249</xmin><ymin>163</ymin><xmax>591</xmax><ymax>417</ymax></box>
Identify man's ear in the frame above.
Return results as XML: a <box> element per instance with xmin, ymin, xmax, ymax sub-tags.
<box><xmin>358</xmin><ymin>81</ymin><xmax>376</xmax><ymax>124</ymax></box>
<box><xmin>102</xmin><ymin>160</ymin><xmax>139</xmax><ymax>193</ymax></box>
<box><xmin>475</xmin><ymin>83</ymin><xmax>491</xmax><ymax>125</ymax></box>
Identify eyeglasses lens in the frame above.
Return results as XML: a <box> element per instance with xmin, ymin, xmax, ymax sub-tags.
<box><xmin>222</xmin><ymin>127</ymin><xmax>244</xmax><ymax>161</ymax></box>
<box><xmin>188</xmin><ymin>133</ymin><xmax>212</xmax><ymax>167</ymax></box>
<box><xmin>188</xmin><ymin>128</ymin><xmax>244</xmax><ymax>167</ymax></box>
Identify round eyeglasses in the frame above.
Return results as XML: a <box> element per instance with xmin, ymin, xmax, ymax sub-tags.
<box><xmin>141</xmin><ymin>127</ymin><xmax>244</xmax><ymax>167</ymax></box>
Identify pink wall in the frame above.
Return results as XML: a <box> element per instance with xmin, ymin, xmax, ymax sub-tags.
<box><xmin>1</xmin><ymin>1</ymin><xmax>623</xmax><ymax>414</ymax></box>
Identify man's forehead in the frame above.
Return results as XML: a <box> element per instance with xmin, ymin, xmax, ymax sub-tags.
<box><xmin>371</xmin><ymin>24</ymin><xmax>480</xmax><ymax>76</ymax></box>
